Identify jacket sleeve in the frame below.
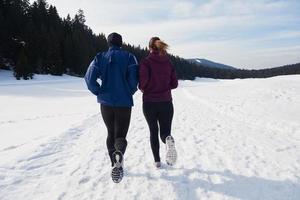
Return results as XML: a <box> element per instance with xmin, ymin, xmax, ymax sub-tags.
<box><xmin>138</xmin><ymin>59</ymin><xmax>149</xmax><ymax>92</ymax></box>
<box><xmin>170</xmin><ymin>64</ymin><xmax>178</xmax><ymax>89</ymax></box>
<box><xmin>84</xmin><ymin>55</ymin><xmax>101</xmax><ymax>95</ymax></box>
<box><xmin>127</xmin><ymin>54</ymin><xmax>138</xmax><ymax>95</ymax></box>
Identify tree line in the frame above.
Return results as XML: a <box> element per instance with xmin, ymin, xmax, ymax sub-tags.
<box><xmin>0</xmin><ymin>0</ymin><xmax>299</xmax><ymax>80</ymax></box>
<box><xmin>177</xmin><ymin>62</ymin><xmax>300</xmax><ymax>80</ymax></box>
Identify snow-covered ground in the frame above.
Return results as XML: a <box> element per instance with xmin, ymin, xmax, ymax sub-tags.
<box><xmin>0</xmin><ymin>69</ymin><xmax>299</xmax><ymax>200</ymax></box>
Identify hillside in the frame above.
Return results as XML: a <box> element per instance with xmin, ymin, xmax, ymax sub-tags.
<box><xmin>188</xmin><ymin>58</ymin><xmax>236</xmax><ymax>70</ymax></box>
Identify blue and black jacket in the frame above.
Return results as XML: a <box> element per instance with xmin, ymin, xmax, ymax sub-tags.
<box><xmin>85</xmin><ymin>46</ymin><xmax>138</xmax><ymax>107</ymax></box>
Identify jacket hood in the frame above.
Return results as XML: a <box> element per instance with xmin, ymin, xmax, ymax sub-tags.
<box><xmin>148</xmin><ymin>51</ymin><xmax>169</xmax><ymax>63</ymax></box>
<box><xmin>107</xmin><ymin>46</ymin><xmax>122</xmax><ymax>64</ymax></box>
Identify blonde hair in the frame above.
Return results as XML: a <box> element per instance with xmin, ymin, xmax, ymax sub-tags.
<box><xmin>149</xmin><ymin>37</ymin><xmax>169</xmax><ymax>55</ymax></box>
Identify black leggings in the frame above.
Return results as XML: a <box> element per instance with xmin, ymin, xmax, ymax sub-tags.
<box><xmin>100</xmin><ymin>104</ymin><xmax>131</xmax><ymax>166</ymax></box>
<box><xmin>143</xmin><ymin>101</ymin><xmax>174</xmax><ymax>162</ymax></box>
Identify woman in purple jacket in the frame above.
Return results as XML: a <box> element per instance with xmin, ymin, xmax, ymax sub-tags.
<box><xmin>139</xmin><ymin>37</ymin><xmax>178</xmax><ymax>168</ymax></box>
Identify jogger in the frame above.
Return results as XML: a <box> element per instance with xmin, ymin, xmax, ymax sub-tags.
<box><xmin>85</xmin><ymin>32</ymin><xmax>138</xmax><ymax>183</ymax></box>
<box><xmin>139</xmin><ymin>37</ymin><xmax>178</xmax><ymax>167</ymax></box>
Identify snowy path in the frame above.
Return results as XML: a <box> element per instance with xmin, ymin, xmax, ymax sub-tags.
<box><xmin>0</xmin><ymin>71</ymin><xmax>299</xmax><ymax>200</ymax></box>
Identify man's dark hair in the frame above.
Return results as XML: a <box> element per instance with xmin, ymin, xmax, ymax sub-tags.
<box><xmin>107</xmin><ymin>32</ymin><xmax>123</xmax><ymax>47</ymax></box>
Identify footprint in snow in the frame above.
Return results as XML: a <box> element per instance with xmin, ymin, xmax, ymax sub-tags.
<box><xmin>79</xmin><ymin>176</ymin><xmax>91</xmax><ymax>185</ymax></box>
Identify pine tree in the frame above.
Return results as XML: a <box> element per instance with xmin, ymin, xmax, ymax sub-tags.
<box><xmin>48</xmin><ymin>30</ymin><xmax>63</xmax><ymax>75</ymax></box>
<box><xmin>0</xmin><ymin>6</ymin><xmax>5</xmax><ymax>60</ymax></box>
<box><xmin>14</xmin><ymin>45</ymin><xmax>33</xmax><ymax>80</ymax></box>
<box><xmin>76</xmin><ymin>9</ymin><xmax>86</xmax><ymax>25</ymax></box>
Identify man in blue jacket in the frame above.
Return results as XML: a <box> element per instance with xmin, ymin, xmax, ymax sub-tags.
<box><xmin>85</xmin><ymin>32</ymin><xmax>138</xmax><ymax>183</ymax></box>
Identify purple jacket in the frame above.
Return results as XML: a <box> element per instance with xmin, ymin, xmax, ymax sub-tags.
<box><xmin>139</xmin><ymin>51</ymin><xmax>178</xmax><ymax>102</ymax></box>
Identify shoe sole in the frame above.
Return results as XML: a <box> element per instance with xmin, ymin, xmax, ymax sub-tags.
<box><xmin>111</xmin><ymin>151</ymin><xmax>124</xmax><ymax>183</ymax></box>
<box><xmin>166</xmin><ymin>136</ymin><xmax>177</xmax><ymax>166</ymax></box>
<box><xmin>111</xmin><ymin>166</ymin><xmax>123</xmax><ymax>183</ymax></box>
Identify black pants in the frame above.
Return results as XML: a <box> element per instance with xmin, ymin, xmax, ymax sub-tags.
<box><xmin>143</xmin><ymin>101</ymin><xmax>174</xmax><ymax>162</ymax></box>
<box><xmin>100</xmin><ymin>104</ymin><xmax>131</xmax><ymax>166</ymax></box>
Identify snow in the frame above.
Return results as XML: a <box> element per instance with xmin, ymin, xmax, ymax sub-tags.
<box><xmin>0</xmin><ymin>69</ymin><xmax>300</xmax><ymax>200</ymax></box>
<box><xmin>196</xmin><ymin>59</ymin><xmax>202</xmax><ymax>64</ymax></box>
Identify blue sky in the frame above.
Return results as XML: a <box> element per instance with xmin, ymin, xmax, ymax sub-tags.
<box><xmin>32</xmin><ymin>0</ymin><xmax>300</xmax><ymax>69</ymax></box>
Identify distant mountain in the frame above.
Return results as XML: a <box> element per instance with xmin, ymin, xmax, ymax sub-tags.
<box><xmin>188</xmin><ymin>58</ymin><xmax>236</xmax><ymax>70</ymax></box>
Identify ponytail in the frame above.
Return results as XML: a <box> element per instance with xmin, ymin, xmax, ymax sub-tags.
<box><xmin>149</xmin><ymin>37</ymin><xmax>169</xmax><ymax>55</ymax></box>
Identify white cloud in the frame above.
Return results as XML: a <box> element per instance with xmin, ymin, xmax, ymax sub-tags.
<box><xmin>170</xmin><ymin>1</ymin><xmax>195</xmax><ymax>18</ymax></box>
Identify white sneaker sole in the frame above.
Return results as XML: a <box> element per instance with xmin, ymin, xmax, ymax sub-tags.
<box><xmin>166</xmin><ymin>136</ymin><xmax>177</xmax><ymax>166</ymax></box>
